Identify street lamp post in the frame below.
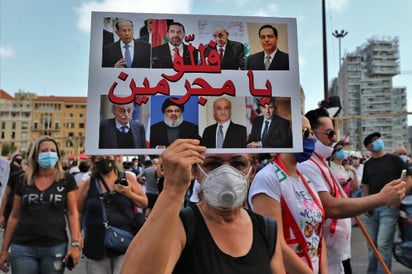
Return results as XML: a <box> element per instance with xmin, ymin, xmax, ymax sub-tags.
<box><xmin>332</xmin><ymin>29</ymin><xmax>348</xmax><ymax>68</ymax></box>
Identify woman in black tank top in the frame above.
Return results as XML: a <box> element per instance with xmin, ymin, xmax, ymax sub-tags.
<box><xmin>122</xmin><ymin>139</ymin><xmax>285</xmax><ymax>274</ymax></box>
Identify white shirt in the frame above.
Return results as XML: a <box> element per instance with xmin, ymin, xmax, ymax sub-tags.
<box><xmin>298</xmin><ymin>154</ymin><xmax>352</xmax><ymax>272</ymax></box>
<box><xmin>260</xmin><ymin>118</ymin><xmax>272</xmax><ymax>138</ymax></box>
<box><xmin>115</xmin><ymin>120</ymin><xmax>130</xmax><ymax>133</ymax></box>
<box><xmin>249</xmin><ymin>162</ymin><xmax>322</xmax><ymax>273</ymax></box>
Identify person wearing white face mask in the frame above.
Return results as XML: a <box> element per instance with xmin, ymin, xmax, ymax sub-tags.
<box><xmin>0</xmin><ymin>136</ymin><xmax>81</xmax><ymax>274</ymax></box>
<box><xmin>122</xmin><ymin>139</ymin><xmax>286</xmax><ymax>274</ymax></box>
<box><xmin>298</xmin><ymin>108</ymin><xmax>408</xmax><ymax>274</ymax></box>
<box><xmin>362</xmin><ymin>132</ymin><xmax>412</xmax><ymax>274</ymax></box>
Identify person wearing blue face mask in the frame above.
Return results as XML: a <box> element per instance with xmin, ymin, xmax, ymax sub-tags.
<box><xmin>249</xmin><ymin>115</ymin><xmax>327</xmax><ymax>274</ymax></box>
<box><xmin>362</xmin><ymin>132</ymin><xmax>412</xmax><ymax>274</ymax></box>
<box><xmin>0</xmin><ymin>136</ymin><xmax>81</xmax><ymax>274</ymax></box>
<box><xmin>298</xmin><ymin>108</ymin><xmax>408</xmax><ymax>274</ymax></box>
<box><xmin>328</xmin><ymin>141</ymin><xmax>359</xmax><ymax>197</ymax></box>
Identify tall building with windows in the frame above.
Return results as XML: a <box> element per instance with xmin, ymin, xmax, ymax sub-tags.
<box><xmin>0</xmin><ymin>90</ymin><xmax>87</xmax><ymax>160</ymax></box>
<box><xmin>330</xmin><ymin>36</ymin><xmax>408</xmax><ymax>153</ymax></box>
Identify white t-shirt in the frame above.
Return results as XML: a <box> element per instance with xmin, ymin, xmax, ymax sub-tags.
<box><xmin>298</xmin><ymin>154</ymin><xmax>352</xmax><ymax>273</ymax></box>
<box><xmin>248</xmin><ymin>162</ymin><xmax>323</xmax><ymax>273</ymax></box>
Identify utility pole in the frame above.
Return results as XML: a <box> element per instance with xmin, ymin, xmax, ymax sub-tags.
<box><xmin>322</xmin><ymin>0</ymin><xmax>328</xmax><ymax>100</ymax></box>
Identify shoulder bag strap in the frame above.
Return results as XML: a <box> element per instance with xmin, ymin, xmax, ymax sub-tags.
<box><xmin>95</xmin><ymin>178</ymin><xmax>110</xmax><ymax>228</ymax></box>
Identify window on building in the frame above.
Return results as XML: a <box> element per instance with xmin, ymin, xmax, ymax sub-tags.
<box><xmin>43</xmin><ymin>114</ymin><xmax>52</xmax><ymax>129</ymax></box>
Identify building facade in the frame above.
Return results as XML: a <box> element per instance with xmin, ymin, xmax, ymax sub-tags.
<box><xmin>0</xmin><ymin>90</ymin><xmax>87</xmax><ymax>160</ymax></box>
<box><xmin>330</xmin><ymin>36</ymin><xmax>408</xmax><ymax>153</ymax></box>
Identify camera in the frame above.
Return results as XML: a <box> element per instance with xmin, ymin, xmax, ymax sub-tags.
<box><xmin>114</xmin><ymin>177</ymin><xmax>128</xmax><ymax>186</ymax></box>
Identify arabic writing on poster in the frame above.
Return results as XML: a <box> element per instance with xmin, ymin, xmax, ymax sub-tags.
<box><xmin>108</xmin><ymin>37</ymin><xmax>272</xmax><ymax>107</ymax></box>
<box><xmin>86</xmin><ymin>12</ymin><xmax>302</xmax><ymax>155</ymax></box>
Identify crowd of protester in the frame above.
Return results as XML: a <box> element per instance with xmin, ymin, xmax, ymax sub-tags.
<box><xmin>0</xmin><ymin>108</ymin><xmax>411</xmax><ymax>274</ymax></box>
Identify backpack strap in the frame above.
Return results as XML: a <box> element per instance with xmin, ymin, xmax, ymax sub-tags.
<box><xmin>263</xmin><ymin>216</ymin><xmax>277</xmax><ymax>258</ymax></box>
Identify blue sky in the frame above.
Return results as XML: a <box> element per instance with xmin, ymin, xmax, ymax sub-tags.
<box><xmin>1</xmin><ymin>0</ymin><xmax>411</xmax><ymax>119</ymax></box>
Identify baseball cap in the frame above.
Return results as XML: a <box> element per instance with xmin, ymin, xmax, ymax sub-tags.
<box><xmin>363</xmin><ymin>132</ymin><xmax>381</xmax><ymax>148</ymax></box>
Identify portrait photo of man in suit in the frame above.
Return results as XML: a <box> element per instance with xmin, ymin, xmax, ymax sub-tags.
<box><xmin>151</xmin><ymin>22</ymin><xmax>198</xmax><ymax>68</ymax></box>
<box><xmin>99</xmin><ymin>102</ymin><xmax>146</xmax><ymax>149</ymax></box>
<box><xmin>205</xmin><ymin>25</ymin><xmax>245</xmax><ymax>70</ymax></box>
<box><xmin>102</xmin><ymin>18</ymin><xmax>151</xmax><ymax>68</ymax></box>
<box><xmin>247</xmin><ymin>97</ymin><xmax>292</xmax><ymax>148</ymax></box>
<box><xmin>201</xmin><ymin>97</ymin><xmax>247</xmax><ymax>148</ymax></box>
<box><xmin>246</xmin><ymin>24</ymin><xmax>289</xmax><ymax>70</ymax></box>
<box><xmin>150</xmin><ymin>97</ymin><xmax>200</xmax><ymax>148</ymax></box>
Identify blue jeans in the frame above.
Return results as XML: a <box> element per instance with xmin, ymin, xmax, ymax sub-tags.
<box><xmin>9</xmin><ymin>243</ymin><xmax>67</xmax><ymax>274</ymax></box>
<box><xmin>364</xmin><ymin>206</ymin><xmax>399</xmax><ymax>274</ymax></box>
<box><xmin>85</xmin><ymin>255</ymin><xmax>124</xmax><ymax>274</ymax></box>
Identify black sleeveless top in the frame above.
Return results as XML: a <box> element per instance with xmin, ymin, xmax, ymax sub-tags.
<box><xmin>82</xmin><ymin>177</ymin><xmax>136</xmax><ymax>259</ymax></box>
<box><xmin>173</xmin><ymin>205</ymin><xmax>275</xmax><ymax>274</ymax></box>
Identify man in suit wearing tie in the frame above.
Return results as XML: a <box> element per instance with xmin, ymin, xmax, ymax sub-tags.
<box><xmin>99</xmin><ymin>102</ymin><xmax>146</xmax><ymax>148</ymax></box>
<box><xmin>205</xmin><ymin>26</ymin><xmax>245</xmax><ymax>70</ymax></box>
<box><xmin>247</xmin><ymin>97</ymin><xmax>292</xmax><ymax>148</ymax></box>
<box><xmin>151</xmin><ymin>22</ymin><xmax>198</xmax><ymax>68</ymax></box>
<box><xmin>246</xmin><ymin>24</ymin><xmax>289</xmax><ymax>70</ymax></box>
<box><xmin>102</xmin><ymin>19</ymin><xmax>151</xmax><ymax>68</ymax></box>
<box><xmin>201</xmin><ymin>97</ymin><xmax>247</xmax><ymax>148</ymax></box>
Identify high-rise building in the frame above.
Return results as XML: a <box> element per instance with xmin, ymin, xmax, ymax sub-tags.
<box><xmin>330</xmin><ymin>36</ymin><xmax>408</xmax><ymax>153</ymax></box>
<box><xmin>0</xmin><ymin>89</ymin><xmax>87</xmax><ymax>160</ymax></box>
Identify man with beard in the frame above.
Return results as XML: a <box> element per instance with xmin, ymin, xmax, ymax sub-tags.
<box><xmin>150</xmin><ymin>97</ymin><xmax>200</xmax><ymax>148</ymax></box>
<box><xmin>152</xmin><ymin>22</ymin><xmax>198</xmax><ymax>68</ymax></box>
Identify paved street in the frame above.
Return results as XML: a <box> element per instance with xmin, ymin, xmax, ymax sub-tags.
<box><xmin>351</xmin><ymin>222</ymin><xmax>411</xmax><ymax>274</ymax></box>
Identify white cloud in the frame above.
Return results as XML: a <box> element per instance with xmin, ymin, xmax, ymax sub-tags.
<box><xmin>0</xmin><ymin>45</ymin><xmax>15</xmax><ymax>58</ymax></box>
<box><xmin>252</xmin><ymin>4</ymin><xmax>279</xmax><ymax>17</ymax></box>
<box><xmin>327</xmin><ymin>0</ymin><xmax>350</xmax><ymax>12</ymax></box>
<box><xmin>75</xmin><ymin>0</ymin><xmax>194</xmax><ymax>33</ymax></box>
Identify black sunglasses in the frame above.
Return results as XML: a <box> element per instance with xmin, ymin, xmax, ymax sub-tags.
<box><xmin>315</xmin><ymin>129</ymin><xmax>336</xmax><ymax>139</ymax></box>
<box><xmin>302</xmin><ymin>128</ymin><xmax>313</xmax><ymax>139</ymax></box>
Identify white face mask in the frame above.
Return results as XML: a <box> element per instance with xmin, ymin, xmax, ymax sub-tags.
<box><xmin>198</xmin><ymin>165</ymin><xmax>251</xmax><ymax>210</ymax></box>
<box><xmin>314</xmin><ymin>136</ymin><xmax>334</xmax><ymax>159</ymax></box>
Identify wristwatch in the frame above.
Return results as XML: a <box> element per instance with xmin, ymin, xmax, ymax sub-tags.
<box><xmin>71</xmin><ymin>242</ymin><xmax>81</xmax><ymax>249</ymax></box>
